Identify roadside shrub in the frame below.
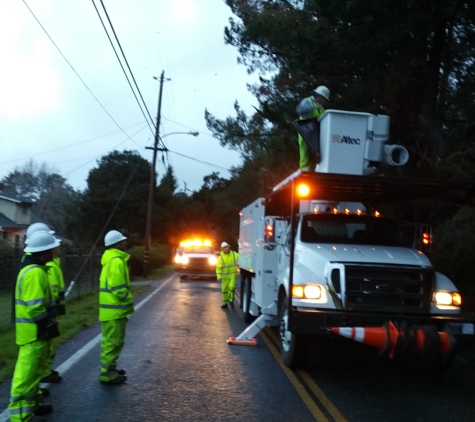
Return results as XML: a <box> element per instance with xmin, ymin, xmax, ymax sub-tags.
<box><xmin>128</xmin><ymin>243</ymin><xmax>171</xmax><ymax>277</ymax></box>
<box><xmin>0</xmin><ymin>240</ymin><xmax>15</xmax><ymax>290</ymax></box>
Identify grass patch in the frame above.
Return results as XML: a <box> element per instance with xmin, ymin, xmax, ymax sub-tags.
<box><xmin>0</xmin><ymin>290</ymin><xmax>14</xmax><ymax>331</ymax></box>
<box><xmin>0</xmin><ymin>284</ymin><xmax>149</xmax><ymax>384</ymax></box>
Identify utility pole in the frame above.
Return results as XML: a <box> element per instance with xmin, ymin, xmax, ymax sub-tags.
<box><xmin>144</xmin><ymin>71</ymin><xmax>165</xmax><ymax>276</ymax></box>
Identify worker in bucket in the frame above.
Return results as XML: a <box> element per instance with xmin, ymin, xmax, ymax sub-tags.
<box><xmin>216</xmin><ymin>241</ymin><xmax>239</xmax><ymax>309</ymax></box>
<box><xmin>99</xmin><ymin>230</ymin><xmax>134</xmax><ymax>384</ymax></box>
<box><xmin>9</xmin><ymin>231</ymin><xmax>60</xmax><ymax>422</ymax></box>
<box><xmin>296</xmin><ymin>85</ymin><xmax>330</xmax><ymax>171</ymax></box>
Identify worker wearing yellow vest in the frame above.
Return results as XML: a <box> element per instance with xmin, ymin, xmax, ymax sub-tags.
<box><xmin>99</xmin><ymin>230</ymin><xmax>134</xmax><ymax>384</ymax></box>
<box><xmin>296</xmin><ymin>85</ymin><xmax>330</xmax><ymax>171</ymax></box>
<box><xmin>216</xmin><ymin>242</ymin><xmax>239</xmax><ymax>309</ymax></box>
<box><xmin>24</xmin><ymin>223</ymin><xmax>64</xmax><ymax>385</ymax></box>
<box><xmin>43</xmin><ymin>247</ymin><xmax>66</xmax><ymax>381</ymax></box>
<box><xmin>9</xmin><ymin>231</ymin><xmax>60</xmax><ymax>422</ymax></box>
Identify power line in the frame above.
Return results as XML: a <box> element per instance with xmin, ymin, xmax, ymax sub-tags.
<box><xmin>92</xmin><ymin>0</ymin><xmax>156</xmax><ymax>137</ymax></box>
<box><xmin>166</xmin><ymin>149</ymin><xmax>233</xmax><ymax>171</ymax></box>
<box><xmin>0</xmin><ymin>122</ymin><xmax>147</xmax><ymax>168</ymax></box>
<box><xmin>22</xmin><ymin>0</ymin><xmax>145</xmax><ymax>150</ymax></box>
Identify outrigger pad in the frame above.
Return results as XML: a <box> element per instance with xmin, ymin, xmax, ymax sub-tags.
<box><xmin>292</xmin><ymin>118</ymin><xmax>321</xmax><ymax>164</ymax></box>
<box><xmin>227</xmin><ymin>336</ymin><xmax>258</xmax><ymax>346</ymax></box>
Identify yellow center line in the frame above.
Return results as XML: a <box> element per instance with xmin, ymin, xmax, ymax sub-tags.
<box><xmin>297</xmin><ymin>370</ymin><xmax>348</xmax><ymax>422</ymax></box>
<box><xmin>260</xmin><ymin>329</ymin><xmax>329</xmax><ymax>422</ymax></box>
<box><xmin>262</xmin><ymin>328</ymin><xmax>348</xmax><ymax>422</ymax></box>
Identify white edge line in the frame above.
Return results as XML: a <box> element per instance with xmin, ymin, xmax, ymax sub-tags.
<box><xmin>0</xmin><ymin>274</ymin><xmax>175</xmax><ymax>421</ymax></box>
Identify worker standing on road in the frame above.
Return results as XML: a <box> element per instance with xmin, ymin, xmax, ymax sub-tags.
<box><xmin>296</xmin><ymin>85</ymin><xmax>330</xmax><ymax>171</ymax></box>
<box><xmin>42</xmin><ymin>245</ymin><xmax>66</xmax><ymax>382</ymax></box>
<box><xmin>9</xmin><ymin>231</ymin><xmax>60</xmax><ymax>422</ymax></box>
<box><xmin>99</xmin><ymin>230</ymin><xmax>134</xmax><ymax>385</ymax></box>
<box><xmin>24</xmin><ymin>223</ymin><xmax>64</xmax><ymax>385</ymax></box>
<box><xmin>216</xmin><ymin>242</ymin><xmax>239</xmax><ymax>309</ymax></box>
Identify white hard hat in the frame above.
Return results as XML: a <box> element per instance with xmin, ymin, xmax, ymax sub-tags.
<box><xmin>221</xmin><ymin>242</ymin><xmax>230</xmax><ymax>248</ymax></box>
<box><xmin>313</xmin><ymin>85</ymin><xmax>330</xmax><ymax>101</ymax></box>
<box><xmin>24</xmin><ymin>231</ymin><xmax>61</xmax><ymax>253</ymax></box>
<box><xmin>104</xmin><ymin>230</ymin><xmax>127</xmax><ymax>247</ymax></box>
<box><xmin>26</xmin><ymin>223</ymin><xmax>54</xmax><ymax>240</ymax></box>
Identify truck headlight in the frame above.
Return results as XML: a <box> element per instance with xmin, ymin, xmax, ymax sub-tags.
<box><xmin>435</xmin><ymin>291</ymin><xmax>462</xmax><ymax>307</ymax></box>
<box><xmin>181</xmin><ymin>256</ymin><xmax>189</xmax><ymax>265</ymax></box>
<box><xmin>208</xmin><ymin>256</ymin><xmax>217</xmax><ymax>265</ymax></box>
<box><xmin>174</xmin><ymin>255</ymin><xmax>182</xmax><ymax>264</ymax></box>
<box><xmin>292</xmin><ymin>284</ymin><xmax>322</xmax><ymax>300</ymax></box>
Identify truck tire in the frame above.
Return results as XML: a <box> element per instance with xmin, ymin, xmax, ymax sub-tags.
<box><xmin>242</xmin><ymin>274</ymin><xmax>254</xmax><ymax>324</ymax></box>
<box><xmin>278</xmin><ymin>298</ymin><xmax>309</xmax><ymax>368</ymax></box>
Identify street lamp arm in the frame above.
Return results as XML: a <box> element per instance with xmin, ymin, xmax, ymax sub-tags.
<box><xmin>160</xmin><ymin>131</ymin><xmax>199</xmax><ymax>139</ymax></box>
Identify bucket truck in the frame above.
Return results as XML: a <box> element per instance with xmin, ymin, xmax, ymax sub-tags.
<box><xmin>230</xmin><ymin>109</ymin><xmax>475</xmax><ymax>370</ymax></box>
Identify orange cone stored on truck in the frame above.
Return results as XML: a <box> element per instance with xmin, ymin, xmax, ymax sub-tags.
<box><xmin>330</xmin><ymin>321</ymin><xmax>454</xmax><ymax>359</ymax></box>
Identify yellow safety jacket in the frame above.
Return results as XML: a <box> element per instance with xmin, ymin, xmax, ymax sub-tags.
<box><xmin>46</xmin><ymin>257</ymin><xmax>66</xmax><ymax>315</ymax></box>
<box><xmin>297</xmin><ymin>96</ymin><xmax>325</xmax><ymax>169</ymax></box>
<box><xmin>99</xmin><ymin>248</ymin><xmax>134</xmax><ymax>322</ymax></box>
<box><xmin>216</xmin><ymin>251</ymin><xmax>239</xmax><ymax>279</ymax></box>
<box><xmin>15</xmin><ymin>256</ymin><xmax>59</xmax><ymax>345</ymax></box>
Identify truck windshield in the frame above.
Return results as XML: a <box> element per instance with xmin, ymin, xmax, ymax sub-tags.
<box><xmin>301</xmin><ymin>214</ymin><xmax>411</xmax><ymax>247</ymax></box>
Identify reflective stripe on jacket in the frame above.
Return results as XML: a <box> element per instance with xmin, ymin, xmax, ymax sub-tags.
<box><xmin>216</xmin><ymin>251</ymin><xmax>239</xmax><ymax>278</ymax></box>
<box><xmin>15</xmin><ymin>264</ymin><xmax>58</xmax><ymax>345</ymax></box>
<box><xmin>99</xmin><ymin>248</ymin><xmax>134</xmax><ymax>322</ymax></box>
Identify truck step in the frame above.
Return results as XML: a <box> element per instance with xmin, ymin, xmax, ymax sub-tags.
<box><xmin>264</xmin><ymin>318</ymin><xmax>279</xmax><ymax>327</ymax></box>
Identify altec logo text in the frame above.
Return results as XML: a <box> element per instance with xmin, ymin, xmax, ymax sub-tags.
<box><xmin>332</xmin><ymin>135</ymin><xmax>361</xmax><ymax>145</ymax></box>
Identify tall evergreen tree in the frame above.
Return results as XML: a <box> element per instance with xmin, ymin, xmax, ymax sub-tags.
<box><xmin>206</xmin><ymin>0</ymin><xmax>475</xmax><ymax>178</ymax></box>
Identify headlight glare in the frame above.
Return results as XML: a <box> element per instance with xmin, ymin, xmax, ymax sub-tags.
<box><xmin>292</xmin><ymin>285</ymin><xmax>304</xmax><ymax>298</ymax></box>
<box><xmin>304</xmin><ymin>285</ymin><xmax>322</xmax><ymax>299</ymax></box>
<box><xmin>435</xmin><ymin>291</ymin><xmax>462</xmax><ymax>307</ymax></box>
<box><xmin>292</xmin><ymin>284</ymin><xmax>322</xmax><ymax>299</ymax></box>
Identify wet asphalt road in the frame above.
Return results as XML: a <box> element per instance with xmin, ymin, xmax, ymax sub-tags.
<box><xmin>0</xmin><ymin>274</ymin><xmax>316</xmax><ymax>422</ymax></box>
<box><xmin>1</xmin><ymin>273</ymin><xmax>475</xmax><ymax>422</ymax></box>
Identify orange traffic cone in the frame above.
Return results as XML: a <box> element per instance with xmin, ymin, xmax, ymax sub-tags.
<box><xmin>413</xmin><ymin>328</ymin><xmax>453</xmax><ymax>355</ymax></box>
<box><xmin>330</xmin><ymin>325</ymin><xmax>389</xmax><ymax>349</ymax></box>
<box><xmin>330</xmin><ymin>321</ymin><xmax>455</xmax><ymax>359</ymax></box>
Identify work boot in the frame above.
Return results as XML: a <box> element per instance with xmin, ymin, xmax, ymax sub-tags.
<box><xmin>221</xmin><ymin>304</ymin><xmax>228</xmax><ymax>309</ymax></box>
<box><xmin>39</xmin><ymin>387</ymin><xmax>50</xmax><ymax>398</ymax></box>
<box><xmin>116</xmin><ymin>368</ymin><xmax>126</xmax><ymax>375</ymax></box>
<box><xmin>100</xmin><ymin>375</ymin><xmax>127</xmax><ymax>385</ymax></box>
<box><xmin>30</xmin><ymin>416</ymin><xmax>47</xmax><ymax>422</ymax></box>
<box><xmin>35</xmin><ymin>403</ymin><xmax>53</xmax><ymax>415</ymax></box>
<box><xmin>228</xmin><ymin>302</ymin><xmax>235</xmax><ymax>308</ymax></box>
<box><xmin>49</xmin><ymin>369</ymin><xmax>59</xmax><ymax>376</ymax></box>
<box><xmin>40</xmin><ymin>372</ymin><xmax>62</xmax><ymax>383</ymax></box>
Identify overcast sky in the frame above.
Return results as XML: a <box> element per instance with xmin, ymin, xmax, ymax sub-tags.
<box><xmin>0</xmin><ymin>0</ymin><xmax>259</xmax><ymax>193</ymax></box>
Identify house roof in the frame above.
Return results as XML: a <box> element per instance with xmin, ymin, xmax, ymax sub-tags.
<box><xmin>0</xmin><ymin>192</ymin><xmax>33</xmax><ymax>204</ymax></box>
<box><xmin>0</xmin><ymin>212</ymin><xmax>23</xmax><ymax>228</ymax></box>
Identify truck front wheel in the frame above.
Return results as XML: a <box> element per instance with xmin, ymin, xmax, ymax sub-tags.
<box><xmin>278</xmin><ymin>298</ymin><xmax>309</xmax><ymax>368</ymax></box>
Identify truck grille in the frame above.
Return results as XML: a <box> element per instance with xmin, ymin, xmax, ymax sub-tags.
<box><xmin>185</xmin><ymin>257</ymin><xmax>211</xmax><ymax>268</ymax></box>
<box><xmin>344</xmin><ymin>264</ymin><xmax>434</xmax><ymax>314</ymax></box>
